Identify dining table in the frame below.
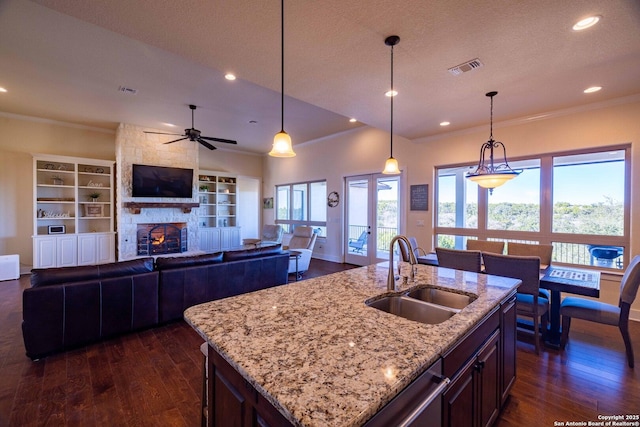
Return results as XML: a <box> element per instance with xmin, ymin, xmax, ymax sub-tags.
<box><xmin>539</xmin><ymin>265</ymin><xmax>600</xmax><ymax>348</ymax></box>
<box><xmin>417</xmin><ymin>253</ymin><xmax>602</xmax><ymax>349</ymax></box>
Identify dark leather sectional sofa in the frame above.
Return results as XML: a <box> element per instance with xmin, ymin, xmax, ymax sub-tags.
<box><xmin>22</xmin><ymin>245</ymin><xmax>289</xmax><ymax>360</ymax></box>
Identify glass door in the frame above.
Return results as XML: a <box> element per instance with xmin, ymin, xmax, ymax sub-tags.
<box><xmin>345</xmin><ymin>173</ymin><xmax>401</xmax><ymax>266</ymax></box>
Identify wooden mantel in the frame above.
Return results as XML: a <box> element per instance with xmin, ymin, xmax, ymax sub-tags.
<box><xmin>123</xmin><ymin>202</ymin><xmax>199</xmax><ymax>214</ymax></box>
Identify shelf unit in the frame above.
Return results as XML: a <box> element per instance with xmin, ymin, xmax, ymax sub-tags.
<box><xmin>197</xmin><ymin>172</ymin><xmax>237</xmax><ymax>228</ymax></box>
<box><xmin>197</xmin><ymin>171</ymin><xmax>241</xmax><ymax>252</ymax></box>
<box><xmin>33</xmin><ymin>155</ymin><xmax>115</xmax><ymax>268</ymax></box>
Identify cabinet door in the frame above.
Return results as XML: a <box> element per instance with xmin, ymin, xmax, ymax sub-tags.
<box><xmin>500</xmin><ymin>295</ymin><xmax>517</xmax><ymax>405</ymax></box>
<box><xmin>57</xmin><ymin>235</ymin><xmax>77</xmax><ymax>267</ymax></box>
<box><xmin>220</xmin><ymin>228</ymin><xmax>240</xmax><ymax>251</ymax></box>
<box><xmin>77</xmin><ymin>234</ymin><xmax>97</xmax><ymax>265</ymax></box>
<box><xmin>96</xmin><ymin>233</ymin><xmax>115</xmax><ymax>263</ymax></box>
<box><xmin>443</xmin><ymin>358</ymin><xmax>475</xmax><ymax>427</ymax></box>
<box><xmin>34</xmin><ymin>237</ymin><xmax>57</xmax><ymax>269</ymax></box>
<box><xmin>478</xmin><ymin>331</ymin><xmax>500</xmax><ymax>427</ymax></box>
<box><xmin>200</xmin><ymin>228</ymin><xmax>221</xmax><ymax>253</ymax></box>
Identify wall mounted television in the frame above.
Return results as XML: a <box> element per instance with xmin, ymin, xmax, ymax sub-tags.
<box><xmin>131</xmin><ymin>164</ymin><xmax>194</xmax><ymax>198</ymax></box>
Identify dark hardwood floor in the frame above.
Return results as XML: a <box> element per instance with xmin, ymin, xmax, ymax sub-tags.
<box><xmin>1</xmin><ymin>259</ymin><xmax>638</xmax><ymax>426</ymax></box>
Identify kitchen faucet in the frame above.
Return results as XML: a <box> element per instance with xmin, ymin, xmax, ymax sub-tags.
<box><xmin>387</xmin><ymin>235</ymin><xmax>418</xmax><ymax>291</ymax></box>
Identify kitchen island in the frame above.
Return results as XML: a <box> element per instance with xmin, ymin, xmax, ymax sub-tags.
<box><xmin>184</xmin><ymin>262</ymin><xmax>520</xmax><ymax>427</ymax></box>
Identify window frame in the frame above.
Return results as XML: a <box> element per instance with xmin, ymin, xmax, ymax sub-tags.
<box><xmin>434</xmin><ymin>144</ymin><xmax>631</xmax><ymax>270</ymax></box>
<box><xmin>275</xmin><ymin>180</ymin><xmax>327</xmax><ymax>235</ymax></box>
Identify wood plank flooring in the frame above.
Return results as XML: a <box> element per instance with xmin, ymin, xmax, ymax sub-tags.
<box><xmin>1</xmin><ymin>259</ymin><xmax>638</xmax><ymax>426</ymax></box>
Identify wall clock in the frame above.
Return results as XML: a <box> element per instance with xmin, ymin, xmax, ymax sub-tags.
<box><xmin>327</xmin><ymin>191</ymin><xmax>339</xmax><ymax>207</ymax></box>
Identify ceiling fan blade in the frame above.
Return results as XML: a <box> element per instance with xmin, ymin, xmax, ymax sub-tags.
<box><xmin>144</xmin><ymin>131</ymin><xmax>183</xmax><ymax>136</ymax></box>
<box><xmin>163</xmin><ymin>137</ymin><xmax>188</xmax><ymax>144</ymax></box>
<box><xmin>199</xmin><ymin>136</ymin><xmax>238</xmax><ymax>145</ymax></box>
<box><xmin>197</xmin><ymin>138</ymin><xmax>217</xmax><ymax>150</ymax></box>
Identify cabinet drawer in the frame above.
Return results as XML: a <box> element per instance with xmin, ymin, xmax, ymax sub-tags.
<box><xmin>443</xmin><ymin>307</ymin><xmax>499</xmax><ymax>379</ymax></box>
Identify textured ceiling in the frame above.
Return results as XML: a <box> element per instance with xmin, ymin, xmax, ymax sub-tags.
<box><xmin>1</xmin><ymin>0</ymin><xmax>639</xmax><ymax>154</ymax></box>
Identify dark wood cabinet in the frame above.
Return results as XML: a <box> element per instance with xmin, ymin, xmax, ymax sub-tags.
<box><xmin>207</xmin><ymin>346</ymin><xmax>292</xmax><ymax>427</ymax></box>
<box><xmin>442</xmin><ymin>291</ymin><xmax>516</xmax><ymax>427</ymax></box>
<box><xmin>443</xmin><ymin>330</ymin><xmax>500</xmax><ymax>427</ymax></box>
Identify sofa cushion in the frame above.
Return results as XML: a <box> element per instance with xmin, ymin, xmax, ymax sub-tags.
<box><xmin>98</xmin><ymin>258</ymin><xmax>154</xmax><ymax>278</ymax></box>
<box><xmin>31</xmin><ymin>265</ymin><xmax>100</xmax><ymax>288</ymax></box>
<box><xmin>223</xmin><ymin>245</ymin><xmax>283</xmax><ymax>262</ymax></box>
<box><xmin>155</xmin><ymin>252</ymin><xmax>224</xmax><ymax>270</ymax></box>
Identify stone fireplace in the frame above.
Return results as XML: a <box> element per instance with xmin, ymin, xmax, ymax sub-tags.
<box><xmin>115</xmin><ymin>123</ymin><xmax>200</xmax><ymax>260</ymax></box>
<box><xmin>137</xmin><ymin>223</ymin><xmax>187</xmax><ymax>256</ymax></box>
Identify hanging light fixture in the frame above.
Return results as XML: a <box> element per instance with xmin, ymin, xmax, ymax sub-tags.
<box><xmin>465</xmin><ymin>91</ymin><xmax>521</xmax><ymax>193</ymax></box>
<box><xmin>269</xmin><ymin>0</ymin><xmax>296</xmax><ymax>157</ymax></box>
<box><xmin>382</xmin><ymin>35</ymin><xmax>400</xmax><ymax>174</ymax></box>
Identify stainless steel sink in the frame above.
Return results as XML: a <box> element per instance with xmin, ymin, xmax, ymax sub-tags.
<box><xmin>367</xmin><ymin>296</ymin><xmax>457</xmax><ymax>324</ymax></box>
<box><xmin>405</xmin><ymin>287</ymin><xmax>476</xmax><ymax>310</ymax></box>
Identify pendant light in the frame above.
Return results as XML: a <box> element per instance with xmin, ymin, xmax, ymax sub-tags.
<box><xmin>465</xmin><ymin>91</ymin><xmax>521</xmax><ymax>193</ymax></box>
<box><xmin>382</xmin><ymin>35</ymin><xmax>400</xmax><ymax>174</ymax></box>
<box><xmin>269</xmin><ymin>0</ymin><xmax>296</xmax><ymax>157</ymax></box>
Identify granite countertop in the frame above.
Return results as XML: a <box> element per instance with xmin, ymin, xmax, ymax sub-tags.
<box><xmin>184</xmin><ymin>262</ymin><xmax>519</xmax><ymax>427</ymax></box>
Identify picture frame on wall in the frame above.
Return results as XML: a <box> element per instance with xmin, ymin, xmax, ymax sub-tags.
<box><xmin>263</xmin><ymin>197</ymin><xmax>274</xmax><ymax>209</ymax></box>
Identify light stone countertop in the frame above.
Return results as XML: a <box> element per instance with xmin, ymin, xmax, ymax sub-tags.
<box><xmin>184</xmin><ymin>262</ymin><xmax>520</xmax><ymax>427</ymax></box>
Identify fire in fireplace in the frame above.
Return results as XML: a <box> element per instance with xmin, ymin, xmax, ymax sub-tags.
<box><xmin>137</xmin><ymin>223</ymin><xmax>187</xmax><ymax>256</ymax></box>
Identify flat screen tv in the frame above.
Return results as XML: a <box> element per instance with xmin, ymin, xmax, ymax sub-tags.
<box><xmin>131</xmin><ymin>164</ymin><xmax>193</xmax><ymax>198</ymax></box>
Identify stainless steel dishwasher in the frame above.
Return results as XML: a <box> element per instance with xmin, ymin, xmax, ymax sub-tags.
<box><xmin>364</xmin><ymin>358</ymin><xmax>450</xmax><ymax>427</ymax></box>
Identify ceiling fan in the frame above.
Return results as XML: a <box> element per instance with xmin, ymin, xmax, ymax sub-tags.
<box><xmin>144</xmin><ymin>104</ymin><xmax>237</xmax><ymax>150</ymax></box>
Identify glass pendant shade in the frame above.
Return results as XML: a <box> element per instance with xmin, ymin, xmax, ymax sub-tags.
<box><xmin>382</xmin><ymin>156</ymin><xmax>400</xmax><ymax>174</ymax></box>
<box><xmin>269</xmin><ymin>130</ymin><xmax>295</xmax><ymax>157</ymax></box>
<box><xmin>467</xmin><ymin>171</ymin><xmax>518</xmax><ymax>189</ymax></box>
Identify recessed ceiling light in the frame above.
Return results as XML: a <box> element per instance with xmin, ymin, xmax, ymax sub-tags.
<box><xmin>385</xmin><ymin>90</ymin><xmax>398</xmax><ymax>97</ymax></box>
<box><xmin>0</xmin><ymin>87</ymin><xmax>7</xmax><ymax>93</ymax></box>
<box><xmin>584</xmin><ymin>86</ymin><xmax>602</xmax><ymax>93</ymax></box>
<box><xmin>440</xmin><ymin>121</ymin><xmax>450</xmax><ymax>126</ymax></box>
<box><xmin>249</xmin><ymin>120</ymin><xmax>257</xmax><ymax>124</ymax></box>
<box><xmin>224</xmin><ymin>73</ymin><xmax>236</xmax><ymax>81</ymax></box>
<box><xmin>163</xmin><ymin>122</ymin><xmax>176</xmax><ymax>127</ymax></box>
<box><xmin>349</xmin><ymin>118</ymin><xmax>357</xmax><ymax>123</ymax></box>
<box><xmin>573</xmin><ymin>15</ymin><xmax>601</xmax><ymax>31</ymax></box>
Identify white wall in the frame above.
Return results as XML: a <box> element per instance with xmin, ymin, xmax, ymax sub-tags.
<box><xmin>263</xmin><ymin>98</ymin><xmax>640</xmax><ymax>317</ymax></box>
<box><xmin>263</xmin><ymin>127</ymin><xmax>412</xmax><ymax>262</ymax></box>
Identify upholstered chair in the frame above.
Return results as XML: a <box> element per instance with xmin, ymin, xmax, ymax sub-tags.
<box><xmin>261</xmin><ymin>224</ymin><xmax>284</xmax><ymax>246</ymax></box>
<box><xmin>483</xmin><ymin>252</ymin><xmax>549</xmax><ymax>354</ymax></box>
<box><xmin>507</xmin><ymin>242</ymin><xmax>554</xmax><ymax>300</ymax></box>
<box><xmin>285</xmin><ymin>226</ymin><xmax>317</xmax><ymax>278</ymax></box>
<box><xmin>560</xmin><ymin>255</ymin><xmax>640</xmax><ymax>368</ymax></box>
<box><xmin>435</xmin><ymin>247</ymin><xmax>482</xmax><ymax>273</ymax></box>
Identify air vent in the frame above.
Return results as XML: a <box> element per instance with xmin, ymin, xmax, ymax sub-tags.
<box><xmin>118</xmin><ymin>86</ymin><xmax>138</xmax><ymax>95</ymax></box>
<box><xmin>448</xmin><ymin>58</ymin><xmax>483</xmax><ymax>76</ymax></box>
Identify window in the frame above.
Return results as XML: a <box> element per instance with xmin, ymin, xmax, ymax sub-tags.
<box><xmin>435</xmin><ymin>146</ymin><xmax>630</xmax><ymax>270</ymax></box>
<box><xmin>275</xmin><ymin>180</ymin><xmax>327</xmax><ymax>236</ymax></box>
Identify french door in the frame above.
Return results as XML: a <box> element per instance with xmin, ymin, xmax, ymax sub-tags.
<box><xmin>344</xmin><ymin>173</ymin><xmax>401</xmax><ymax>266</ymax></box>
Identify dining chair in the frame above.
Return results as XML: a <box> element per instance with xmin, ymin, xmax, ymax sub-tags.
<box><xmin>507</xmin><ymin>242</ymin><xmax>554</xmax><ymax>300</ymax></box>
<box><xmin>483</xmin><ymin>252</ymin><xmax>549</xmax><ymax>354</ymax></box>
<box><xmin>435</xmin><ymin>247</ymin><xmax>482</xmax><ymax>273</ymax></box>
<box><xmin>560</xmin><ymin>255</ymin><xmax>640</xmax><ymax>368</ymax></box>
<box><xmin>399</xmin><ymin>237</ymin><xmax>428</xmax><ymax>262</ymax></box>
<box><xmin>507</xmin><ymin>242</ymin><xmax>553</xmax><ymax>268</ymax></box>
<box><xmin>466</xmin><ymin>239</ymin><xmax>505</xmax><ymax>254</ymax></box>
